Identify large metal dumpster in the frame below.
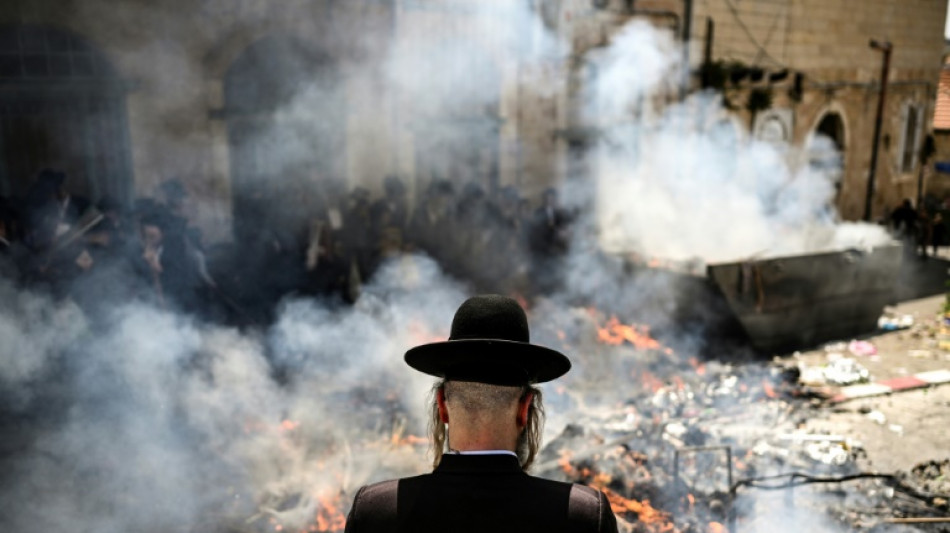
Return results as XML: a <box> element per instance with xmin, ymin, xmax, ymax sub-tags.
<box><xmin>705</xmin><ymin>244</ymin><xmax>903</xmax><ymax>353</ymax></box>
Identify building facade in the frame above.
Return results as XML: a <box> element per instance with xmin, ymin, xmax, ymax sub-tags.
<box><xmin>686</xmin><ymin>0</ymin><xmax>946</xmax><ymax>219</ymax></box>
<box><xmin>0</xmin><ymin>0</ymin><xmax>945</xmax><ymax>242</ymax></box>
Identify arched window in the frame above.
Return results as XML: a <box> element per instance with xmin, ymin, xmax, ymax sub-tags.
<box><xmin>224</xmin><ymin>35</ymin><xmax>344</xmax><ymax>241</ymax></box>
<box><xmin>0</xmin><ymin>25</ymin><xmax>132</xmax><ymax>202</ymax></box>
<box><xmin>810</xmin><ymin>112</ymin><xmax>846</xmax><ymax>199</ymax></box>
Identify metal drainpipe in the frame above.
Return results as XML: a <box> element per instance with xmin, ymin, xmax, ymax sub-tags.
<box><xmin>865</xmin><ymin>40</ymin><xmax>892</xmax><ymax>222</ymax></box>
<box><xmin>681</xmin><ymin>0</ymin><xmax>694</xmax><ymax>98</ymax></box>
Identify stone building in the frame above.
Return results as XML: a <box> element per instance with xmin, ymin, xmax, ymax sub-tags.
<box><xmin>0</xmin><ymin>0</ymin><xmax>945</xmax><ymax>243</ymax></box>
<box><xmin>0</xmin><ymin>0</ymin><xmax>581</xmax><ymax>243</ymax></box>
<box><xmin>930</xmin><ymin>61</ymin><xmax>950</xmax><ymax>200</ymax></box>
<box><xmin>553</xmin><ymin>0</ymin><xmax>947</xmax><ymax>221</ymax></box>
<box><xmin>702</xmin><ymin>0</ymin><xmax>946</xmax><ymax>221</ymax></box>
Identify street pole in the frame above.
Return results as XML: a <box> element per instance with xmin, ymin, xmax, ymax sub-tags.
<box><xmin>681</xmin><ymin>0</ymin><xmax>694</xmax><ymax>99</ymax></box>
<box><xmin>864</xmin><ymin>40</ymin><xmax>892</xmax><ymax>222</ymax></box>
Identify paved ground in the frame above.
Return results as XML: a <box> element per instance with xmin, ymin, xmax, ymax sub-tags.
<box><xmin>897</xmin><ymin>252</ymin><xmax>950</xmax><ymax>301</ymax></box>
<box><xmin>791</xmin><ymin>294</ymin><xmax>950</xmax><ymax>474</ymax></box>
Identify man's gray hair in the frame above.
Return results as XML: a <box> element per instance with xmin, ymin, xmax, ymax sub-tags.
<box><xmin>428</xmin><ymin>379</ymin><xmax>545</xmax><ymax>471</ymax></box>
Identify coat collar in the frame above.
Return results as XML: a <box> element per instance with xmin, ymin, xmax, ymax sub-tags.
<box><xmin>434</xmin><ymin>453</ymin><xmax>524</xmax><ymax>475</ymax></box>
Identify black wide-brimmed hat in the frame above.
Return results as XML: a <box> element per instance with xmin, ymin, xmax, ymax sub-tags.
<box><xmin>404</xmin><ymin>295</ymin><xmax>571</xmax><ymax>386</ymax></box>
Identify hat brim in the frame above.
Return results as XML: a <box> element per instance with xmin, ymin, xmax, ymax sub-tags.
<box><xmin>404</xmin><ymin>339</ymin><xmax>571</xmax><ymax>385</ymax></box>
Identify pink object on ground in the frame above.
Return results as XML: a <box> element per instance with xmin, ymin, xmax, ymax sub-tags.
<box><xmin>848</xmin><ymin>340</ymin><xmax>878</xmax><ymax>357</ymax></box>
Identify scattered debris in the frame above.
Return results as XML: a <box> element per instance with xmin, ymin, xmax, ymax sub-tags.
<box><xmin>907</xmin><ymin>459</ymin><xmax>950</xmax><ymax>496</ymax></box>
<box><xmin>848</xmin><ymin>340</ymin><xmax>878</xmax><ymax>357</ymax></box>
<box><xmin>878</xmin><ymin>311</ymin><xmax>915</xmax><ymax>331</ymax></box>
<box><xmin>823</xmin><ymin>342</ymin><xmax>848</xmax><ymax>353</ymax></box>
<box><xmin>821</xmin><ymin>358</ymin><xmax>871</xmax><ymax>386</ymax></box>
<box><xmin>865</xmin><ymin>410</ymin><xmax>886</xmax><ymax>424</ymax></box>
<box><xmin>832</xmin><ymin>369</ymin><xmax>950</xmax><ymax>403</ymax></box>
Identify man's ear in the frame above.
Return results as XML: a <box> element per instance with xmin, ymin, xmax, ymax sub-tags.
<box><xmin>437</xmin><ymin>387</ymin><xmax>449</xmax><ymax>424</ymax></box>
<box><xmin>516</xmin><ymin>392</ymin><xmax>533</xmax><ymax>428</ymax></box>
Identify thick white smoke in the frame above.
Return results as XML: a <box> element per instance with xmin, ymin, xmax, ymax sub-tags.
<box><xmin>0</xmin><ymin>257</ymin><xmax>461</xmax><ymax>532</ymax></box>
<box><xmin>584</xmin><ymin>21</ymin><xmax>892</xmax><ymax>263</ymax></box>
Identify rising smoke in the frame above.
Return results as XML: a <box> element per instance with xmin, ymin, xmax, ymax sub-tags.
<box><xmin>0</xmin><ymin>2</ymin><xmax>895</xmax><ymax>532</ymax></box>
<box><xmin>579</xmin><ymin>21</ymin><xmax>892</xmax><ymax>263</ymax></box>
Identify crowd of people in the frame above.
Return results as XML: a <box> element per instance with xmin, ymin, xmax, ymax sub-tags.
<box><xmin>0</xmin><ymin>170</ymin><xmax>577</xmax><ymax>325</ymax></box>
<box><xmin>889</xmin><ymin>198</ymin><xmax>948</xmax><ymax>259</ymax></box>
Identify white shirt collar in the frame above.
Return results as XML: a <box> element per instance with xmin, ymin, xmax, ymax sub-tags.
<box><xmin>449</xmin><ymin>450</ymin><xmax>518</xmax><ymax>458</ymax></box>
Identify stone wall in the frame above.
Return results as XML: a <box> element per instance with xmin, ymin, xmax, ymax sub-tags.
<box><xmin>583</xmin><ymin>0</ymin><xmax>946</xmax><ymax>219</ymax></box>
<box><xmin>688</xmin><ymin>0</ymin><xmax>946</xmax><ymax>219</ymax></box>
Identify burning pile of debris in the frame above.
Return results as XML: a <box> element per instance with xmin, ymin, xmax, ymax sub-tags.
<box><xmin>530</xmin><ymin>310</ymin><xmax>950</xmax><ymax>532</ymax></box>
<box><xmin>200</xmin><ymin>304</ymin><xmax>947</xmax><ymax>533</ymax></box>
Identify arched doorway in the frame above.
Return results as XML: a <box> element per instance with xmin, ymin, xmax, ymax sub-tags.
<box><xmin>809</xmin><ymin>112</ymin><xmax>847</xmax><ymax>200</ymax></box>
<box><xmin>0</xmin><ymin>25</ymin><xmax>133</xmax><ymax>202</ymax></box>
<box><xmin>224</xmin><ymin>35</ymin><xmax>345</xmax><ymax>242</ymax></box>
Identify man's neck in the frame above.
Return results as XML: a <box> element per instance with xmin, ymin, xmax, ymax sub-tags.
<box><xmin>447</xmin><ymin>432</ymin><xmax>517</xmax><ymax>454</ymax></box>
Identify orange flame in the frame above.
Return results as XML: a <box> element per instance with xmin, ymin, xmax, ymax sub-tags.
<box><xmin>391</xmin><ymin>434</ymin><xmax>428</xmax><ymax>446</ymax></box>
<box><xmin>639</xmin><ymin>370</ymin><xmax>665</xmax><ymax>393</ymax></box>
<box><xmin>595</xmin><ymin>315</ymin><xmax>674</xmax><ymax>355</ymax></box>
<box><xmin>512</xmin><ymin>293</ymin><xmax>530</xmax><ymax>311</ymax></box>
<box><xmin>602</xmin><ymin>487</ymin><xmax>675</xmax><ymax>532</ymax></box>
<box><xmin>311</xmin><ymin>493</ymin><xmax>346</xmax><ymax>532</ymax></box>
<box><xmin>558</xmin><ymin>450</ymin><xmax>576</xmax><ymax>476</ymax></box>
<box><xmin>560</xmin><ymin>449</ymin><xmax>678</xmax><ymax>533</ymax></box>
<box><xmin>688</xmin><ymin>357</ymin><xmax>706</xmax><ymax>376</ymax></box>
<box><xmin>407</xmin><ymin>320</ymin><xmax>444</xmax><ymax>346</ymax></box>
<box><xmin>709</xmin><ymin>522</ymin><xmax>726</xmax><ymax>533</ymax></box>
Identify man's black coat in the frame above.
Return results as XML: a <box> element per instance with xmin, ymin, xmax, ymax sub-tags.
<box><xmin>344</xmin><ymin>454</ymin><xmax>619</xmax><ymax>533</ymax></box>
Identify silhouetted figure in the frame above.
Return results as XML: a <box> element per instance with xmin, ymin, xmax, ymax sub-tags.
<box><xmin>529</xmin><ymin>188</ymin><xmax>573</xmax><ymax>294</ymax></box>
<box><xmin>85</xmin><ymin>196</ymin><xmax>131</xmax><ymax>264</ymax></box>
<box><xmin>341</xmin><ymin>186</ymin><xmax>373</xmax><ymax>281</ymax></box>
<box><xmin>408</xmin><ymin>180</ymin><xmax>456</xmax><ymax>262</ymax></box>
<box><xmin>890</xmin><ymin>199</ymin><xmax>918</xmax><ymax>240</ymax></box>
<box><xmin>131</xmin><ymin>213</ymin><xmax>167</xmax><ymax>307</ymax></box>
<box><xmin>155</xmin><ymin>179</ymin><xmax>205</xmax><ymax>312</ymax></box>
<box><xmin>0</xmin><ymin>196</ymin><xmax>24</xmax><ymax>281</ymax></box>
<box><xmin>305</xmin><ymin>228</ymin><xmax>353</xmax><ymax>302</ymax></box>
<box><xmin>932</xmin><ymin>212</ymin><xmax>946</xmax><ymax>256</ymax></box>
<box><xmin>373</xmin><ymin>175</ymin><xmax>410</xmax><ymax>233</ymax></box>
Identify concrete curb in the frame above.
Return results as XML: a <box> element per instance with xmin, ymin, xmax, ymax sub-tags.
<box><xmin>830</xmin><ymin>369</ymin><xmax>950</xmax><ymax>403</ymax></box>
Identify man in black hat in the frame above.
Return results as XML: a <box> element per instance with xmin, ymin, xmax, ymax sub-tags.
<box><xmin>344</xmin><ymin>295</ymin><xmax>618</xmax><ymax>533</ymax></box>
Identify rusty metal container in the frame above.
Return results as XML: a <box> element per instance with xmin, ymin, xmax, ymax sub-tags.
<box><xmin>706</xmin><ymin>244</ymin><xmax>903</xmax><ymax>353</ymax></box>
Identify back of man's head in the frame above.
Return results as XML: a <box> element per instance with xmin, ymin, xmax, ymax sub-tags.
<box><xmin>430</xmin><ymin>380</ymin><xmax>544</xmax><ymax>471</ymax></box>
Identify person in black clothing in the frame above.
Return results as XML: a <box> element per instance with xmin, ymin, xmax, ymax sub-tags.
<box><xmin>154</xmin><ymin>179</ymin><xmax>208</xmax><ymax>312</ymax></box>
<box><xmin>407</xmin><ymin>179</ymin><xmax>456</xmax><ymax>262</ymax></box>
<box><xmin>890</xmin><ymin>199</ymin><xmax>918</xmax><ymax>240</ymax></box>
<box><xmin>528</xmin><ymin>187</ymin><xmax>573</xmax><ymax>294</ymax></box>
<box><xmin>530</xmin><ymin>187</ymin><xmax>572</xmax><ymax>256</ymax></box>
<box><xmin>932</xmin><ymin>211</ymin><xmax>946</xmax><ymax>256</ymax></box>
<box><xmin>372</xmin><ymin>175</ymin><xmax>410</xmax><ymax>233</ymax></box>
<box><xmin>345</xmin><ymin>295</ymin><xmax>618</xmax><ymax>533</ymax></box>
<box><xmin>0</xmin><ymin>196</ymin><xmax>24</xmax><ymax>280</ymax></box>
